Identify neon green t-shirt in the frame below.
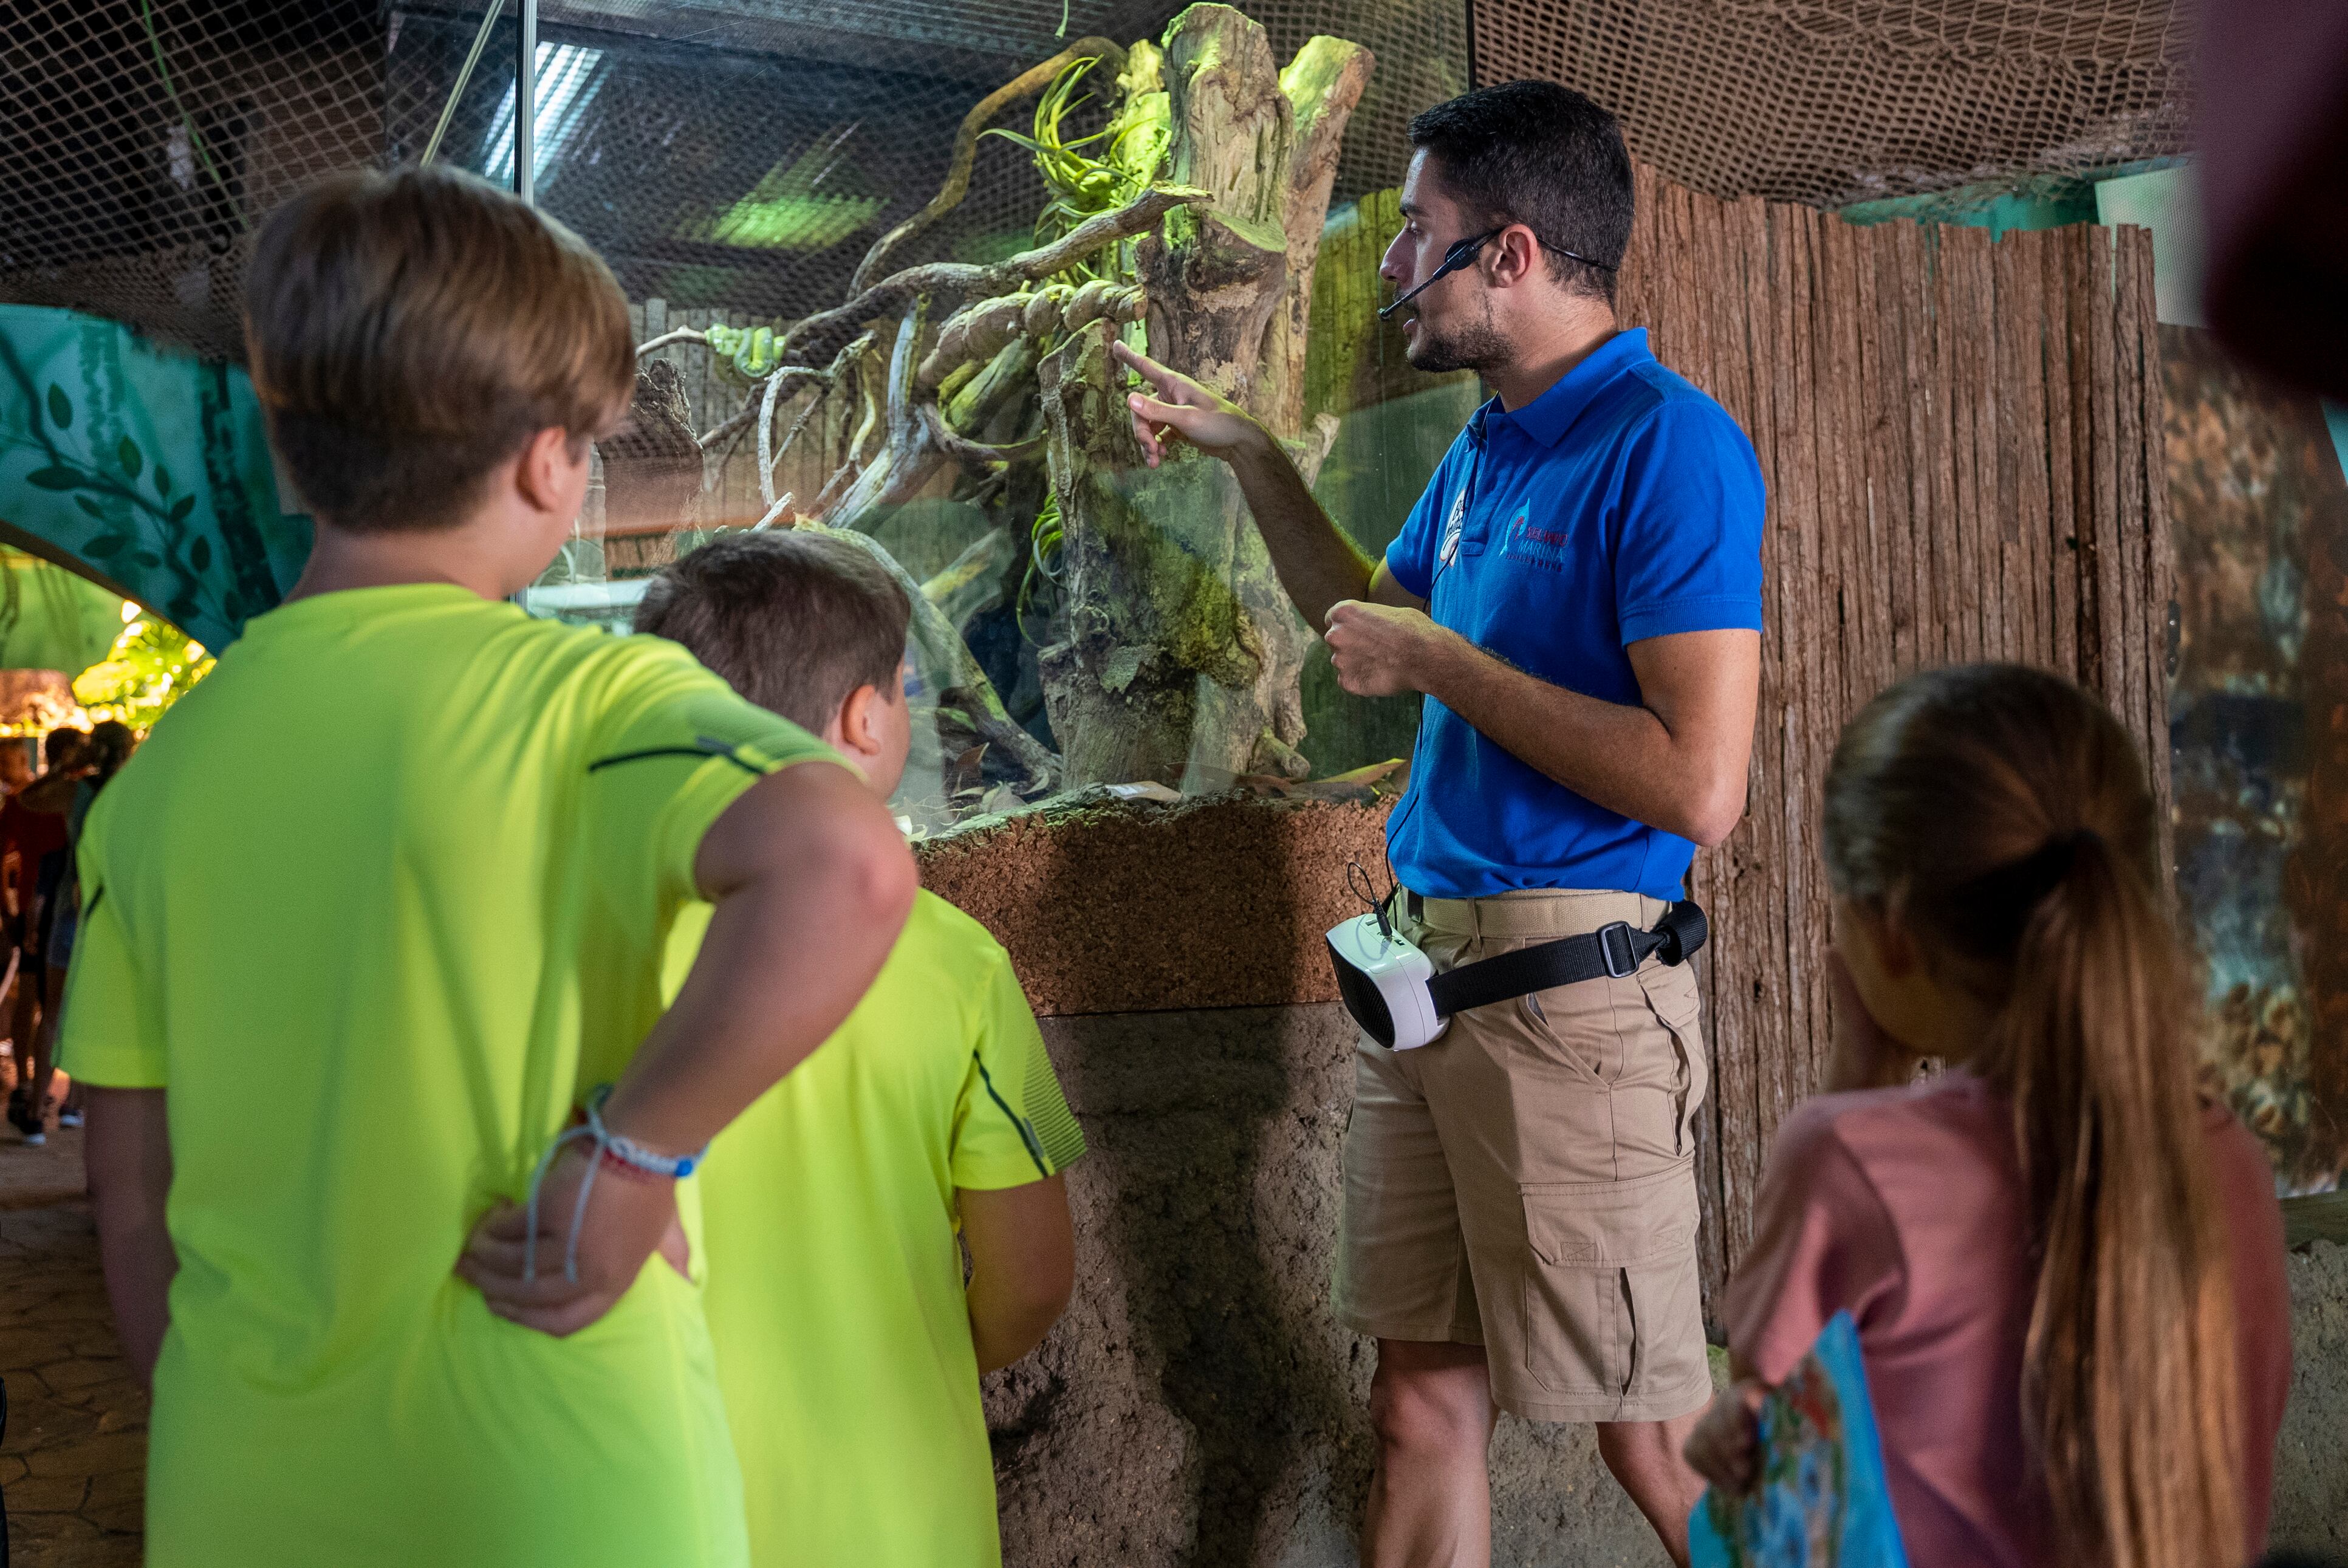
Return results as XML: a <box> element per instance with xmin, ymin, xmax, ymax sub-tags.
<box><xmin>61</xmin><ymin>584</ymin><xmax>838</xmax><ymax>1568</ymax></box>
<box><xmin>671</xmin><ymin>888</ymin><xmax>1086</xmax><ymax>1568</ymax></box>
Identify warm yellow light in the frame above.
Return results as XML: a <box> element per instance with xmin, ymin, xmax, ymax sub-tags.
<box><xmin>186</xmin><ymin>641</ymin><xmax>205</xmax><ymax>660</ymax></box>
<box><xmin>120</xmin><ymin>601</ymin><xmax>139</xmax><ymax>622</ymax></box>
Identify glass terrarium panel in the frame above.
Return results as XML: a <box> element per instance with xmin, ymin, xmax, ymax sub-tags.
<box><xmin>403</xmin><ymin>0</ymin><xmax>1470</xmax><ymax>833</ymax></box>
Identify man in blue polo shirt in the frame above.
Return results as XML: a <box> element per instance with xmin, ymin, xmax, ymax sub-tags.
<box><xmin>1117</xmin><ymin>81</ymin><xmax>1762</xmax><ymax>1567</ymax></box>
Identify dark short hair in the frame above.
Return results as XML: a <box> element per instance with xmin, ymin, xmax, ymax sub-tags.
<box><xmin>244</xmin><ymin>166</ymin><xmax>633</xmax><ymax>533</ymax></box>
<box><xmin>636</xmin><ymin>530</ymin><xmax>911</xmax><ymax>734</ymax></box>
<box><xmin>1408</xmin><ymin>81</ymin><xmax>1634</xmax><ymax>306</ymax></box>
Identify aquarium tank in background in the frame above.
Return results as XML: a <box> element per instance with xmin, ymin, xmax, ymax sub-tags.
<box><xmin>391</xmin><ymin>0</ymin><xmax>1474</xmax><ymax>837</ymax></box>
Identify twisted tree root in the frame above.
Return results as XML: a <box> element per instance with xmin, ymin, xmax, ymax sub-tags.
<box><xmin>782</xmin><ymin>183</ymin><xmax>1209</xmax><ymax>369</ymax></box>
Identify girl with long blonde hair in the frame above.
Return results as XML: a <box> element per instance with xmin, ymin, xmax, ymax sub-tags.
<box><xmin>1685</xmin><ymin>664</ymin><xmax>2292</xmax><ymax>1567</ymax></box>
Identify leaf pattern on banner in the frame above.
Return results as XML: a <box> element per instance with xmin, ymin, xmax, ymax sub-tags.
<box><xmin>0</xmin><ymin>306</ymin><xmax>310</xmax><ymax>652</ymax></box>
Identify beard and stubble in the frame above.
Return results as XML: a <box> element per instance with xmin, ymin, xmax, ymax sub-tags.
<box><xmin>1398</xmin><ymin>288</ymin><xmax>1512</xmax><ymax>376</ymax></box>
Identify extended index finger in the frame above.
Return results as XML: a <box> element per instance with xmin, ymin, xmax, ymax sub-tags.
<box><xmin>1109</xmin><ymin>340</ymin><xmax>1194</xmax><ymax>403</ymax></box>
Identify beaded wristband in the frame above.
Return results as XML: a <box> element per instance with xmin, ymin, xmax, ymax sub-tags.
<box><xmin>519</xmin><ymin>1084</ymin><xmax>711</xmax><ymax>1284</ymax></box>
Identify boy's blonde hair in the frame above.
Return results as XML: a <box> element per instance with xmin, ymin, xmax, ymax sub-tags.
<box><xmin>244</xmin><ymin>166</ymin><xmax>633</xmax><ymax>533</ymax></box>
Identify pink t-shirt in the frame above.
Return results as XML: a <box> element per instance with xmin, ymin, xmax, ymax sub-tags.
<box><xmin>1722</xmin><ymin>1071</ymin><xmax>2291</xmax><ymax>1568</ymax></box>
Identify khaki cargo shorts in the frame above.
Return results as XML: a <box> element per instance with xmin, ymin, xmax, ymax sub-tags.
<box><xmin>1333</xmin><ymin>888</ymin><xmax>1713</xmax><ymax>1424</ymax></box>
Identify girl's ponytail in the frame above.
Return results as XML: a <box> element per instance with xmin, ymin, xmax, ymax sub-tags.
<box><xmin>1989</xmin><ymin>829</ymin><xmax>2241</xmax><ymax>1568</ymax></box>
<box><xmin>1822</xmin><ymin>665</ymin><xmax>2244</xmax><ymax>1568</ymax></box>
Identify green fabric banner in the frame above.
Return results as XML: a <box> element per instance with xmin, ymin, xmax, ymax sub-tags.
<box><xmin>0</xmin><ymin>547</ymin><xmax>128</xmax><ymax>674</ymax></box>
<box><xmin>0</xmin><ymin>305</ymin><xmax>310</xmax><ymax>651</ymax></box>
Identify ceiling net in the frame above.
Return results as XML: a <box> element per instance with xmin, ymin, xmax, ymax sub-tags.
<box><xmin>0</xmin><ymin>1</ymin><xmax>2181</xmax><ymax>357</ymax></box>
<box><xmin>1473</xmin><ymin>0</ymin><xmax>2188</xmax><ymax>210</ymax></box>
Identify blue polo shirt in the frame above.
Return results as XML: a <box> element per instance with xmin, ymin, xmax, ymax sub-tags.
<box><xmin>1382</xmin><ymin>328</ymin><xmax>1764</xmax><ymax>901</ymax></box>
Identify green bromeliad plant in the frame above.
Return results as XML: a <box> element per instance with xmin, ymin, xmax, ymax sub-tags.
<box><xmin>984</xmin><ymin>51</ymin><xmax>1169</xmax><ymax>284</ymax></box>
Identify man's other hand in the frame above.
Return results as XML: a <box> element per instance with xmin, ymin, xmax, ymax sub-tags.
<box><xmin>1325</xmin><ymin>600</ymin><xmax>1462</xmax><ymax>697</ymax></box>
<box><xmin>1111</xmin><ymin>341</ymin><xmax>1270</xmax><ymax>467</ymax></box>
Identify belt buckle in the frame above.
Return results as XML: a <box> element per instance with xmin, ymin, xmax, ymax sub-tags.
<box><xmin>1597</xmin><ymin>921</ymin><xmax>1637</xmax><ymax>979</ymax></box>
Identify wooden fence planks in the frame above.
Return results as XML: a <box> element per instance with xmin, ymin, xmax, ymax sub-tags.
<box><xmin>1629</xmin><ymin>188</ymin><xmax>2173</xmax><ymax>1311</ymax></box>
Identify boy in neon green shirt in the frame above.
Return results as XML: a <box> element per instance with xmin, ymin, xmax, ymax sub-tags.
<box><xmin>637</xmin><ymin>531</ymin><xmax>1084</xmax><ymax>1568</ymax></box>
<box><xmin>61</xmin><ymin>169</ymin><xmax>916</xmax><ymax>1567</ymax></box>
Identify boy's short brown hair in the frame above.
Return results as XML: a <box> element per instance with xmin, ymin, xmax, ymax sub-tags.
<box><xmin>637</xmin><ymin>530</ymin><xmax>912</xmax><ymax>733</ymax></box>
<box><xmin>244</xmin><ymin>166</ymin><xmax>632</xmax><ymax>533</ymax></box>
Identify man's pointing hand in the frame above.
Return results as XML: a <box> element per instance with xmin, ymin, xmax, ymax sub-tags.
<box><xmin>1112</xmin><ymin>341</ymin><xmax>1271</xmax><ymax>467</ymax></box>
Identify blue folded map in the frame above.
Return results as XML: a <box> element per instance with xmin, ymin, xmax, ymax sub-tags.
<box><xmin>1689</xmin><ymin>1310</ymin><xmax>1910</xmax><ymax>1568</ymax></box>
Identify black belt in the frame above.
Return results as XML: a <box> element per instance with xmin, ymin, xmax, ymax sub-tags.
<box><xmin>1402</xmin><ymin>892</ymin><xmax>1708</xmax><ymax>1018</ymax></box>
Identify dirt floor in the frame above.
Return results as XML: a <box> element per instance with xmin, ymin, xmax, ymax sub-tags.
<box><xmin>0</xmin><ymin>1127</ymin><xmax>146</xmax><ymax>1566</ymax></box>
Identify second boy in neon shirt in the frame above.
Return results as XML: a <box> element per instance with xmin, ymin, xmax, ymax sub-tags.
<box><xmin>637</xmin><ymin>530</ymin><xmax>1084</xmax><ymax>1568</ymax></box>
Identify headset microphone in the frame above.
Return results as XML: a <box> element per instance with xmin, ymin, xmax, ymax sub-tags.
<box><xmin>1379</xmin><ymin>229</ymin><xmax>1499</xmax><ymax>320</ymax></box>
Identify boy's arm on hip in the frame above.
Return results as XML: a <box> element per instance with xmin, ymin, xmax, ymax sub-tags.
<box><xmin>460</xmin><ymin>760</ymin><xmax>914</xmax><ymax>1337</ymax></box>
<box><xmin>959</xmin><ymin>1174</ymin><xmax>1074</xmax><ymax>1377</ymax></box>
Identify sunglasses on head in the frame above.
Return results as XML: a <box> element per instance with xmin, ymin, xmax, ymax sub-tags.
<box><xmin>1379</xmin><ymin>227</ymin><xmax>1618</xmax><ymax>320</ymax></box>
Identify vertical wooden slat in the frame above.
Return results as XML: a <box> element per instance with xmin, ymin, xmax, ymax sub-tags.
<box><xmin>2130</xmin><ymin>234</ymin><xmax>2179</xmax><ymax>879</ymax></box>
<box><xmin>2047</xmin><ymin>233</ymin><xmax>2084</xmax><ymax>682</ymax></box>
<box><xmin>1923</xmin><ymin>230</ymin><xmax>1965</xmax><ymax>668</ymax></box>
<box><xmin>1814</xmin><ymin>216</ymin><xmax>1863</xmax><ymax>717</ymax></box>
<box><xmin>1895</xmin><ymin>223</ymin><xmax>1940</xmax><ymax>673</ymax></box>
<box><xmin>2110</xmin><ymin>230</ymin><xmax>2153</xmax><ymax>779</ymax></box>
<box><xmin>1960</xmin><ymin>226</ymin><xmax>2004</xmax><ymax>661</ymax></box>
<box><xmin>1873</xmin><ymin>229</ymin><xmax>1907</xmax><ymax>681</ymax></box>
<box><xmin>1714</xmin><ymin>193</ymin><xmax>1783</xmax><ymax>1275</ymax></box>
<box><xmin>2083</xmin><ymin>230</ymin><xmax>2128</xmax><ymax>717</ymax></box>
<box><xmin>1782</xmin><ymin>206</ymin><xmax>1836</xmax><ymax>1097</ymax></box>
<box><xmin>1999</xmin><ymin>231</ymin><xmax>2050</xmax><ymax>670</ymax></box>
<box><xmin>1942</xmin><ymin>226</ymin><xmax>1984</xmax><ymax>662</ymax></box>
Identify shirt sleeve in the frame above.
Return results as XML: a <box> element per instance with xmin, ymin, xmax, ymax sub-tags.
<box><xmin>1719</xmin><ymin>1101</ymin><xmax>1905</xmax><ymax>1383</ymax></box>
<box><xmin>56</xmin><ymin>832</ymin><xmax>165</xmax><ymax>1088</ymax></box>
<box><xmin>581</xmin><ymin>635</ymin><xmax>851</xmax><ymax>926</ymax></box>
<box><xmin>951</xmin><ymin>943</ymin><xmax>1085</xmax><ymax>1191</ymax></box>
<box><xmin>1384</xmin><ymin>439</ymin><xmax>1468</xmax><ymax>601</ymax></box>
<box><xmin>1612</xmin><ymin>399</ymin><xmax>1767</xmax><ymax>645</ymax></box>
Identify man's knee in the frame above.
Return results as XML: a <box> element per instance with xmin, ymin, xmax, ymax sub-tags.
<box><xmin>1369</xmin><ymin>1341</ymin><xmax>1493</xmax><ymax>1455</ymax></box>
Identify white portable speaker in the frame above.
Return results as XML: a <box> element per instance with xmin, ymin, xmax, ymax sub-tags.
<box><xmin>1324</xmin><ymin>912</ymin><xmax>1448</xmax><ymax>1052</ymax></box>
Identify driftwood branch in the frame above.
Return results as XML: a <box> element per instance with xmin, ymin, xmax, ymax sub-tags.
<box><xmin>782</xmin><ymin>183</ymin><xmax>1211</xmax><ymax>369</ymax></box>
<box><xmin>920</xmin><ymin>403</ymin><xmax>1046</xmax><ymax>467</ymax></box>
<box><xmin>635</xmin><ymin>327</ymin><xmax>703</xmax><ymax>358</ymax></box>
<box><xmin>916</xmin><ymin>278</ymin><xmax>1144</xmax><ymax>391</ymax></box>
<box><xmin>697</xmin><ymin>348</ymin><xmax>855</xmax><ymax>454</ymax></box>
<box><xmin>848</xmin><ymin>36</ymin><xmax>1129</xmax><ymax>295</ymax></box>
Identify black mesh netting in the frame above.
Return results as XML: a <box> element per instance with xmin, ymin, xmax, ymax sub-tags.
<box><xmin>0</xmin><ymin>0</ymin><xmax>1466</xmax><ymax>357</ymax></box>
<box><xmin>1</xmin><ymin>1</ymin><xmax>2183</xmax><ymax>356</ymax></box>
<box><xmin>1473</xmin><ymin>0</ymin><xmax>2190</xmax><ymax>211</ymax></box>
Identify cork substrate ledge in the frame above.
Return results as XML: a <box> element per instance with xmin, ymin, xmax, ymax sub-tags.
<box><xmin>914</xmin><ymin>787</ymin><xmax>1396</xmax><ymax>1016</ymax></box>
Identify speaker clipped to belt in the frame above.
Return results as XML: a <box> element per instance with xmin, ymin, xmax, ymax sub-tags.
<box><xmin>1326</xmin><ymin>883</ymin><xmax>1707</xmax><ymax>1052</ymax></box>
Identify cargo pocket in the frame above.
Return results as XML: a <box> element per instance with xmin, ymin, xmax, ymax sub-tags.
<box><xmin>1520</xmin><ymin>1166</ymin><xmax>1698</xmax><ymax>1399</ymax></box>
<box><xmin>1637</xmin><ymin>965</ymin><xmax>1708</xmax><ymax>1158</ymax></box>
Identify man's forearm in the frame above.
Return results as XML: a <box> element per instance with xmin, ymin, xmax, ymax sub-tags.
<box><xmin>1228</xmin><ymin>437</ymin><xmax>1377</xmax><ymax>631</ymax></box>
<box><xmin>1422</xmin><ymin>637</ymin><xmax>1739</xmax><ymax>847</ymax></box>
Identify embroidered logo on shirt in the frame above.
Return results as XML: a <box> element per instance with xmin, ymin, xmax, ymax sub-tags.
<box><xmin>1501</xmin><ymin>505</ymin><xmax>1573</xmax><ymax>571</ymax></box>
<box><xmin>1439</xmin><ymin>487</ymin><xmax>1467</xmax><ymax>566</ymax></box>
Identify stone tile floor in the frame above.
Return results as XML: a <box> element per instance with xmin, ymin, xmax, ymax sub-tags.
<box><xmin>0</xmin><ymin>1126</ymin><xmax>146</xmax><ymax>1566</ymax></box>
